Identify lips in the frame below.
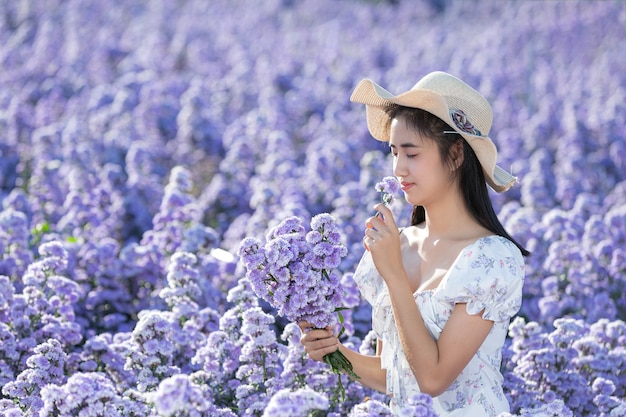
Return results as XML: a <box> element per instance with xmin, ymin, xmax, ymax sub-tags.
<box><xmin>400</xmin><ymin>182</ymin><xmax>414</xmax><ymax>191</ymax></box>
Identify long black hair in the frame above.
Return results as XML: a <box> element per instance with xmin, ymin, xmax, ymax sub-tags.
<box><xmin>385</xmin><ymin>105</ymin><xmax>530</xmax><ymax>257</ymax></box>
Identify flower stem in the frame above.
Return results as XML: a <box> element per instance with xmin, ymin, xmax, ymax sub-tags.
<box><xmin>322</xmin><ymin>350</ymin><xmax>360</xmax><ymax>401</ymax></box>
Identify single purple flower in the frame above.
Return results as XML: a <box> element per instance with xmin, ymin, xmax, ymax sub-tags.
<box><xmin>375</xmin><ymin>176</ymin><xmax>401</xmax><ymax>206</ymax></box>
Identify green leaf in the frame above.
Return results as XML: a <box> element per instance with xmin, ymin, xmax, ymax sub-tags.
<box><xmin>337</xmin><ymin>311</ymin><xmax>346</xmax><ymax>338</ymax></box>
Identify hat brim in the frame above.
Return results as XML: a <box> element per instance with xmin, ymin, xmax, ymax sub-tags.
<box><xmin>350</xmin><ymin>79</ymin><xmax>516</xmax><ymax>193</ymax></box>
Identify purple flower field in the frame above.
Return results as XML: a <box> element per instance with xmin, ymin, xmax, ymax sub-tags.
<box><xmin>0</xmin><ymin>0</ymin><xmax>625</xmax><ymax>415</ymax></box>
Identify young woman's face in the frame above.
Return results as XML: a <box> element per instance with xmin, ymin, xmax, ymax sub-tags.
<box><xmin>389</xmin><ymin>116</ymin><xmax>454</xmax><ymax>207</ymax></box>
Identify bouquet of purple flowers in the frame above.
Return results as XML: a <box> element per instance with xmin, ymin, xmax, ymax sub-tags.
<box><xmin>238</xmin><ymin>213</ymin><xmax>358</xmax><ymax>398</ymax></box>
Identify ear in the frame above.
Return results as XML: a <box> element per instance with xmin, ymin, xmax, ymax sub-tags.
<box><xmin>450</xmin><ymin>140</ymin><xmax>464</xmax><ymax>170</ymax></box>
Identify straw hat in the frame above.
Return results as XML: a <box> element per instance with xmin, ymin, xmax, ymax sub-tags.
<box><xmin>350</xmin><ymin>71</ymin><xmax>516</xmax><ymax>193</ymax></box>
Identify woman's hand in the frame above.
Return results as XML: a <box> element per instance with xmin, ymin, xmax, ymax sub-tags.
<box><xmin>363</xmin><ymin>204</ymin><xmax>404</xmax><ymax>283</ymax></box>
<box><xmin>298</xmin><ymin>321</ymin><xmax>338</xmax><ymax>362</ymax></box>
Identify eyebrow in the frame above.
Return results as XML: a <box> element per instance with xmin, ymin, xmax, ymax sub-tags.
<box><xmin>389</xmin><ymin>142</ymin><xmax>421</xmax><ymax>149</ymax></box>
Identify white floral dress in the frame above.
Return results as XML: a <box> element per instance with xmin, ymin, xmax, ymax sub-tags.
<box><xmin>353</xmin><ymin>235</ymin><xmax>525</xmax><ymax>416</ymax></box>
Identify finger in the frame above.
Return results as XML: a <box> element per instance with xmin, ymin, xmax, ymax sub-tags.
<box><xmin>311</xmin><ymin>343</ymin><xmax>339</xmax><ymax>361</ymax></box>
<box><xmin>298</xmin><ymin>321</ymin><xmax>313</xmax><ymax>333</ymax></box>
<box><xmin>302</xmin><ymin>338</ymin><xmax>339</xmax><ymax>361</ymax></box>
<box><xmin>300</xmin><ymin>330</ymin><xmax>334</xmax><ymax>347</ymax></box>
<box><xmin>373</xmin><ymin>203</ymin><xmax>391</xmax><ymax>216</ymax></box>
<box><xmin>305</xmin><ymin>334</ymin><xmax>336</xmax><ymax>347</ymax></box>
<box><xmin>373</xmin><ymin>204</ymin><xmax>397</xmax><ymax>228</ymax></box>
<box><xmin>300</xmin><ymin>327</ymin><xmax>333</xmax><ymax>340</ymax></box>
<box><xmin>366</xmin><ymin>215</ymin><xmax>386</xmax><ymax>232</ymax></box>
<box><xmin>363</xmin><ymin>235</ymin><xmax>370</xmax><ymax>252</ymax></box>
<box><xmin>365</xmin><ymin>218</ymin><xmax>377</xmax><ymax>230</ymax></box>
<box><xmin>364</xmin><ymin>228</ymin><xmax>381</xmax><ymax>249</ymax></box>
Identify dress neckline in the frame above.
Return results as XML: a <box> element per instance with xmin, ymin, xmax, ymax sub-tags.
<box><xmin>411</xmin><ymin>235</ymin><xmax>499</xmax><ymax>295</ymax></box>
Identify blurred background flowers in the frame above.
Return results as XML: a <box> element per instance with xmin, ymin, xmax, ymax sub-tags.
<box><xmin>0</xmin><ymin>0</ymin><xmax>625</xmax><ymax>415</ymax></box>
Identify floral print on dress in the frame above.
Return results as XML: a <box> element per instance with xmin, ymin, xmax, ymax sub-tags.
<box><xmin>351</xmin><ymin>235</ymin><xmax>525</xmax><ymax>417</ymax></box>
<box><xmin>471</xmin><ymin>253</ymin><xmax>496</xmax><ymax>273</ymax></box>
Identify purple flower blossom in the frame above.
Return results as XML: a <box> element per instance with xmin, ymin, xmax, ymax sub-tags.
<box><xmin>149</xmin><ymin>373</ymin><xmax>235</xmax><ymax>417</ymax></box>
<box><xmin>375</xmin><ymin>176</ymin><xmax>401</xmax><ymax>206</ymax></box>
<box><xmin>262</xmin><ymin>387</ymin><xmax>329</xmax><ymax>417</ymax></box>
<box><xmin>0</xmin><ymin>209</ymin><xmax>33</xmax><ymax>281</ymax></box>
<box><xmin>0</xmin><ymin>403</ymin><xmax>23</xmax><ymax>417</ymax></box>
<box><xmin>348</xmin><ymin>398</ymin><xmax>394</xmax><ymax>416</ymax></box>
<box><xmin>124</xmin><ymin>311</ymin><xmax>178</xmax><ymax>392</ymax></box>
<box><xmin>39</xmin><ymin>372</ymin><xmax>130</xmax><ymax>417</ymax></box>
<box><xmin>151</xmin><ymin>375</ymin><xmax>189</xmax><ymax>415</ymax></box>
<box><xmin>1</xmin><ymin>338</ymin><xmax>66</xmax><ymax>414</ymax></box>
<box><xmin>503</xmin><ymin>316</ymin><xmax>626</xmax><ymax>415</ymax></box>
<box><xmin>398</xmin><ymin>393</ymin><xmax>438</xmax><ymax>417</ymax></box>
<box><xmin>192</xmin><ymin>341</ymin><xmax>241</xmax><ymax>409</ymax></box>
<box><xmin>159</xmin><ymin>251</ymin><xmax>202</xmax><ymax>310</ymax></box>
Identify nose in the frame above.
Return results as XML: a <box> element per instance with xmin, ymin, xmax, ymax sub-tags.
<box><xmin>393</xmin><ymin>154</ymin><xmax>407</xmax><ymax>178</ymax></box>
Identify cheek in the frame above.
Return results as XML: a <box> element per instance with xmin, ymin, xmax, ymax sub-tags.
<box><xmin>415</xmin><ymin>160</ymin><xmax>450</xmax><ymax>188</ymax></box>
<box><xmin>411</xmin><ymin>158</ymin><xmax>439</xmax><ymax>176</ymax></box>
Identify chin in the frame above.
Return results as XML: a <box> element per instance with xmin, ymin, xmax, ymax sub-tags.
<box><xmin>405</xmin><ymin>196</ymin><xmax>422</xmax><ymax>207</ymax></box>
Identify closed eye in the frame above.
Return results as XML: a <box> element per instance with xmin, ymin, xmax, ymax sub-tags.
<box><xmin>390</xmin><ymin>142</ymin><xmax>421</xmax><ymax>158</ymax></box>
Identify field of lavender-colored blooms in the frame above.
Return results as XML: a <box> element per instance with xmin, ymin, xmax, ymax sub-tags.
<box><xmin>1</xmin><ymin>0</ymin><xmax>625</xmax><ymax>416</ymax></box>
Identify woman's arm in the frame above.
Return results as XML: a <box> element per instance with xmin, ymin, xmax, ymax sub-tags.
<box><xmin>387</xmin><ymin>284</ymin><xmax>493</xmax><ymax>396</ymax></box>
<box><xmin>298</xmin><ymin>324</ymin><xmax>387</xmax><ymax>393</ymax></box>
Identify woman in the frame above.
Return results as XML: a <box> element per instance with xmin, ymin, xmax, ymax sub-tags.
<box><xmin>299</xmin><ymin>71</ymin><xmax>529</xmax><ymax>416</ymax></box>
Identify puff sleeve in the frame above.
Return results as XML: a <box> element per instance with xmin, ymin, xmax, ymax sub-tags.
<box><xmin>351</xmin><ymin>250</ymin><xmax>385</xmax><ymax>306</ymax></box>
<box><xmin>440</xmin><ymin>236</ymin><xmax>525</xmax><ymax>322</ymax></box>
